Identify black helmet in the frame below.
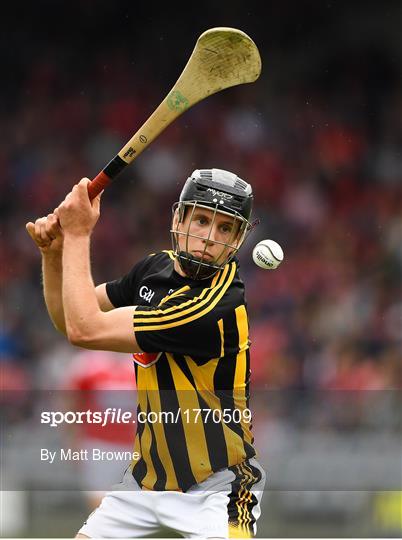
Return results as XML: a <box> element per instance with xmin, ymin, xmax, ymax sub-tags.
<box><xmin>180</xmin><ymin>168</ymin><xmax>253</xmax><ymax>220</ymax></box>
<box><xmin>171</xmin><ymin>168</ymin><xmax>254</xmax><ymax>280</ymax></box>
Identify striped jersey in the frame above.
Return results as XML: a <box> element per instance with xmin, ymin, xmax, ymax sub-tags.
<box><xmin>106</xmin><ymin>250</ymin><xmax>255</xmax><ymax>491</ymax></box>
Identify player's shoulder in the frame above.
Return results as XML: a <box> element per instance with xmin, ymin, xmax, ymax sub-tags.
<box><xmin>220</xmin><ymin>259</ymin><xmax>245</xmax><ymax>303</ymax></box>
<box><xmin>151</xmin><ymin>249</ymin><xmax>176</xmax><ymax>262</ymax></box>
<box><xmin>187</xmin><ymin>259</ymin><xmax>245</xmax><ymax>309</ymax></box>
<box><xmin>137</xmin><ymin>249</ymin><xmax>175</xmax><ymax>272</ymax></box>
<box><xmin>142</xmin><ymin>249</ymin><xmax>175</xmax><ymax>263</ymax></box>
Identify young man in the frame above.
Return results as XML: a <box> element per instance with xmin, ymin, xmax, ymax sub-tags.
<box><xmin>26</xmin><ymin>168</ymin><xmax>266</xmax><ymax>538</ymax></box>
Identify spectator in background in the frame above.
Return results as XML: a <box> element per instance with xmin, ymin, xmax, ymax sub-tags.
<box><xmin>62</xmin><ymin>350</ymin><xmax>137</xmax><ymax>510</ymax></box>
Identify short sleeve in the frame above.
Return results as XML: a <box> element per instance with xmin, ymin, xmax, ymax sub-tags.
<box><xmin>133</xmin><ymin>296</ymin><xmax>221</xmax><ymax>359</ymax></box>
<box><xmin>106</xmin><ymin>257</ymin><xmax>150</xmax><ymax>307</ymax></box>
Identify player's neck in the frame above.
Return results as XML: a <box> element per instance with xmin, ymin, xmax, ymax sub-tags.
<box><xmin>173</xmin><ymin>257</ymin><xmax>187</xmax><ymax>277</ymax></box>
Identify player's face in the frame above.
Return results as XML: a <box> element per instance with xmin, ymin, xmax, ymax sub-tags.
<box><xmin>176</xmin><ymin>207</ymin><xmax>242</xmax><ymax>266</ymax></box>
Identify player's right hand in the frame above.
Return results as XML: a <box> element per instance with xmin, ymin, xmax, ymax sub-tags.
<box><xmin>25</xmin><ymin>213</ymin><xmax>64</xmax><ymax>254</ymax></box>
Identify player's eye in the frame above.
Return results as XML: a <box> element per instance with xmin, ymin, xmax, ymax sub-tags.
<box><xmin>220</xmin><ymin>224</ymin><xmax>233</xmax><ymax>234</ymax></box>
<box><xmin>197</xmin><ymin>216</ymin><xmax>209</xmax><ymax>226</ymax></box>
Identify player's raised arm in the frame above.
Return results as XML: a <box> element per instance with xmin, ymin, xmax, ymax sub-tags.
<box><xmin>55</xmin><ymin>178</ymin><xmax>142</xmax><ymax>353</ymax></box>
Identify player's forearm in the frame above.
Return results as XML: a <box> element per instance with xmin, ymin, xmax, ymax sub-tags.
<box><xmin>42</xmin><ymin>251</ymin><xmax>67</xmax><ymax>335</ymax></box>
<box><xmin>62</xmin><ymin>234</ymin><xmax>141</xmax><ymax>353</ymax></box>
<box><xmin>62</xmin><ymin>234</ymin><xmax>102</xmax><ymax>344</ymax></box>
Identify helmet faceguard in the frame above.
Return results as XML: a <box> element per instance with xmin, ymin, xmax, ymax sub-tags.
<box><xmin>170</xmin><ymin>169</ymin><xmax>254</xmax><ymax>280</ymax></box>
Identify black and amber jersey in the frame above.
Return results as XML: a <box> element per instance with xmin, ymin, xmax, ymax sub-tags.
<box><xmin>106</xmin><ymin>250</ymin><xmax>255</xmax><ymax>492</ymax></box>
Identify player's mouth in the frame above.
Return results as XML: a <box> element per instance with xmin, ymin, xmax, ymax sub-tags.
<box><xmin>192</xmin><ymin>250</ymin><xmax>215</xmax><ymax>262</ymax></box>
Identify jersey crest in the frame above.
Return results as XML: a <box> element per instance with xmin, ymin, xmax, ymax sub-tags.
<box><xmin>132</xmin><ymin>351</ymin><xmax>161</xmax><ymax>368</ymax></box>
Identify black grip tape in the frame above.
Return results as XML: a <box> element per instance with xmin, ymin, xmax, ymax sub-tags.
<box><xmin>103</xmin><ymin>155</ymin><xmax>127</xmax><ymax>179</ymax></box>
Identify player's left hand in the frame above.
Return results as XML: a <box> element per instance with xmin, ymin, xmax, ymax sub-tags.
<box><xmin>55</xmin><ymin>178</ymin><xmax>102</xmax><ymax>237</ymax></box>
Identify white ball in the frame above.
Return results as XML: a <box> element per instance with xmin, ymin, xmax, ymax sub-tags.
<box><xmin>252</xmin><ymin>239</ymin><xmax>284</xmax><ymax>270</ymax></box>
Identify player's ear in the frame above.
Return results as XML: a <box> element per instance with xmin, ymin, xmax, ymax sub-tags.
<box><xmin>172</xmin><ymin>208</ymin><xmax>180</xmax><ymax>230</ymax></box>
<box><xmin>172</xmin><ymin>203</ymin><xmax>188</xmax><ymax>229</ymax></box>
<box><xmin>231</xmin><ymin>219</ymin><xmax>243</xmax><ymax>246</ymax></box>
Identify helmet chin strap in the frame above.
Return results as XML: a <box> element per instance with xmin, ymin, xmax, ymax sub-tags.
<box><xmin>176</xmin><ymin>251</ymin><xmax>221</xmax><ymax>280</ymax></box>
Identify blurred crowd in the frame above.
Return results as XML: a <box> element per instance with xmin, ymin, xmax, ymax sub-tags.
<box><xmin>1</xmin><ymin>4</ymin><xmax>401</xmax><ymax>407</ymax></box>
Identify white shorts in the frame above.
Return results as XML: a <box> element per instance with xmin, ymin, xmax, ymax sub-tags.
<box><xmin>78</xmin><ymin>458</ymin><xmax>266</xmax><ymax>538</ymax></box>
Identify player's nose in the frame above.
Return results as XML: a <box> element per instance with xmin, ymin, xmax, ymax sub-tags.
<box><xmin>203</xmin><ymin>225</ymin><xmax>219</xmax><ymax>244</ymax></box>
